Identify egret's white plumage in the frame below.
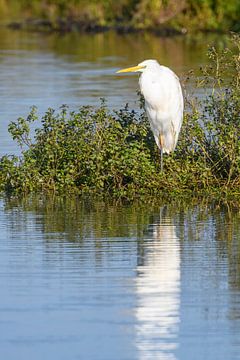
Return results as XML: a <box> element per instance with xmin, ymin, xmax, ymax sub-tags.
<box><xmin>117</xmin><ymin>59</ymin><xmax>184</xmax><ymax>169</ymax></box>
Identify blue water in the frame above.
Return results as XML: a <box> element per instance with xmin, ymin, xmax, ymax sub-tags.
<box><xmin>0</xmin><ymin>29</ymin><xmax>238</xmax><ymax>359</ymax></box>
<box><xmin>0</xmin><ymin>199</ymin><xmax>240</xmax><ymax>360</ymax></box>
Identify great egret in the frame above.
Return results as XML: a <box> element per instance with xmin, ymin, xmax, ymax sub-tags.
<box><xmin>117</xmin><ymin>59</ymin><xmax>184</xmax><ymax>171</ymax></box>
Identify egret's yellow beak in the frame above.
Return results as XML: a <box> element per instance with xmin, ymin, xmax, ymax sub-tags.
<box><xmin>116</xmin><ymin>65</ymin><xmax>145</xmax><ymax>73</ymax></box>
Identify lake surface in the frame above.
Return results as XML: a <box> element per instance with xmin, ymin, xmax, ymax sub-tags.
<box><xmin>0</xmin><ymin>29</ymin><xmax>239</xmax><ymax>360</ymax></box>
<box><xmin>1</xmin><ymin>197</ymin><xmax>240</xmax><ymax>360</ymax></box>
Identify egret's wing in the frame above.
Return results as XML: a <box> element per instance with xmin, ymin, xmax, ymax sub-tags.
<box><xmin>139</xmin><ymin>65</ymin><xmax>184</xmax><ymax>152</ymax></box>
<box><xmin>169</xmin><ymin>72</ymin><xmax>184</xmax><ymax>140</ymax></box>
<box><xmin>158</xmin><ymin>67</ymin><xmax>183</xmax><ymax>137</ymax></box>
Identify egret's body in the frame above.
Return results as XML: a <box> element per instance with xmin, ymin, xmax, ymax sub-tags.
<box><xmin>117</xmin><ymin>60</ymin><xmax>184</xmax><ymax>170</ymax></box>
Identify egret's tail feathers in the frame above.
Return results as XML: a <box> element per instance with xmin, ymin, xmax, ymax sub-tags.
<box><xmin>156</xmin><ymin>132</ymin><xmax>177</xmax><ymax>154</ymax></box>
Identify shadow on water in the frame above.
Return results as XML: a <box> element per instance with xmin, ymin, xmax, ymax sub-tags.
<box><xmin>1</xmin><ymin>195</ymin><xmax>240</xmax><ymax>359</ymax></box>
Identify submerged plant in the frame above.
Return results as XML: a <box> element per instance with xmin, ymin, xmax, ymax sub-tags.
<box><xmin>1</xmin><ymin>35</ymin><xmax>240</xmax><ymax>200</ymax></box>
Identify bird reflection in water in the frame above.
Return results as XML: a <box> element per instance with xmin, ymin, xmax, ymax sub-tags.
<box><xmin>135</xmin><ymin>207</ymin><xmax>180</xmax><ymax>360</ymax></box>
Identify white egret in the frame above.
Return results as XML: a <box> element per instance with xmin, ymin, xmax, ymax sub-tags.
<box><xmin>117</xmin><ymin>59</ymin><xmax>184</xmax><ymax>171</ymax></box>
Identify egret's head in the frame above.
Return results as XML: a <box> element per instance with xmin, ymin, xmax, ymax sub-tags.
<box><xmin>116</xmin><ymin>59</ymin><xmax>159</xmax><ymax>74</ymax></box>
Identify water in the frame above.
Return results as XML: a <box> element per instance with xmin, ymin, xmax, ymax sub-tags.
<box><xmin>1</xmin><ymin>198</ymin><xmax>240</xmax><ymax>360</ymax></box>
<box><xmin>0</xmin><ymin>29</ymin><xmax>239</xmax><ymax>359</ymax></box>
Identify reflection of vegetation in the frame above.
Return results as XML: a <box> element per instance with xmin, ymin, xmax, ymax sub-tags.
<box><xmin>177</xmin><ymin>203</ymin><xmax>240</xmax><ymax>290</ymax></box>
<box><xmin>0</xmin><ymin>0</ymin><xmax>239</xmax><ymax>33</ymax></box>
<box><xmin>1</xmin><ymin>36</ymin><xmax>240</xmax><ymax>200</ymax></box>
<box><xmin>4</xmin><ymin>195</ymin><xmax>155</xmax><ymax>242</ymax></box>
<box><xmin>4</xmin><ymin>195</ymin><xmax>240</xmax><ymax>288</ymax></box>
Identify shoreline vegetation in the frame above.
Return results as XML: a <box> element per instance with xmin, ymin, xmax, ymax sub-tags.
<box><xmin>0</xmin><ymin>0</ymin><xmax>239</xmax><ymax>35</ymax></box>
<box><xmin>1</xmin><ymin>35</ymin><xmax>240</xmax><ymax>201</ymax></box>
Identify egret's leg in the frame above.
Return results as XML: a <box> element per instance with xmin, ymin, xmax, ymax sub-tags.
<box><xmin>159</xmin><ymin>135</ymin><xmax>164</xmax><ymax>172</ymax></box>
<box><xmin>160</xmin><ymin>147</ymin><xmax>163</xmax><ymax>172</ymax></box>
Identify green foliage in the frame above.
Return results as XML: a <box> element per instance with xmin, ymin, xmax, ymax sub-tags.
<box><xmin>181</xmin><ymin>0</ymin><xmax>240</xmax><ymax>31</ymax></box>
<box><xmin>0</xmin><ymin>0</ymin><xmax>239</xmax><ymax>32</ymax></box>
<box><xmin>0</xmin><ymin>100</ymin><xmax>159</xmax><ymax>197</ymax></box>
<box><xmin>1</xmin><ymin>35</ymin><xmax>240</xmax><ymax>200</ymax></box>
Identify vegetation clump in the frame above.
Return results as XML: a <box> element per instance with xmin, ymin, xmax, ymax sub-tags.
<box><xmin>1</xmin><ymin>0</ymin><xmax>240</xmax><ymax>34</ymax></box>
<box><xmin>1</xmin><ymin>36</ymin><xmax>240</xmax><ymax>200</ymax></box>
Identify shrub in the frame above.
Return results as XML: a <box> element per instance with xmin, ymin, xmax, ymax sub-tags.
<box><xmin>0</xmin><ymin>101</ymin><xmax>159</xmax><ymax>197</ymax></box>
